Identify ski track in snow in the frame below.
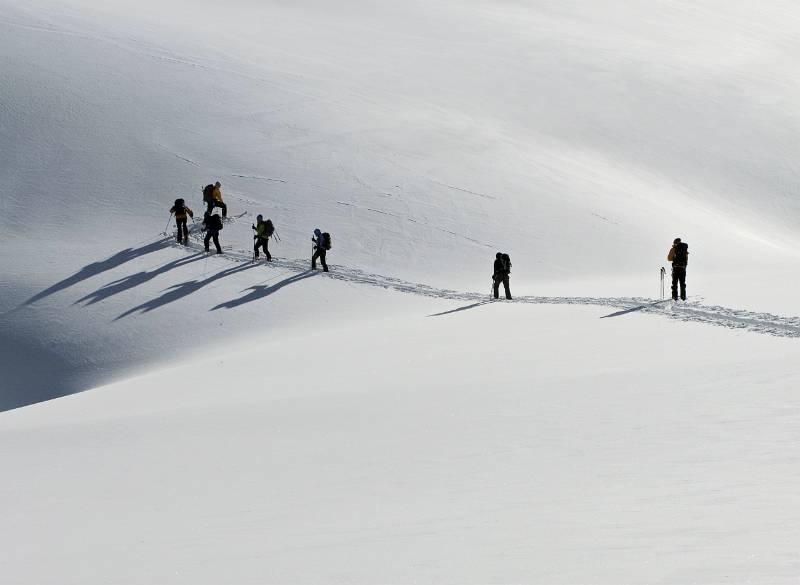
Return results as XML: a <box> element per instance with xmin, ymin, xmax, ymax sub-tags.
<box><xmin>155</xmin><ymin>230</ymin><xmax>800</xmax><ymax>339</ymax></box>
<box><xmin>230</xmin><ymin>174</ymin><xmax>287</xmax><ymax>183</ymax></box>
<box><xmin>428</xmin><ymin>179</ymin><xmax>498</xmax><ymax>201</ymax></box>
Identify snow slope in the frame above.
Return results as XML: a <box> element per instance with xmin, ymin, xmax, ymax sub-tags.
<box><xmin>2</xmin><ymin>0</ymin><xmax>800</xmax><ymax>582</ymax></box>
<box><xmin>3</xmin><ymin>304</ymin><xmax>800</xmax><ymax>584</ymax></box>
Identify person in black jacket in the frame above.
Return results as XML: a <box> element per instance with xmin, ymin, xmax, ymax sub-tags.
<box><xmin>667</xmin><ymin>238</ymin><xmax>689</xmax><ymax>301</ymax></box>
<box><xmin>202</xmin><ymin>211</ymin><xmax>223</xmax><ymax>254</ymax></box>
<box><xmin>492</xmin><ymin>252</ymin><xmax>512</xmax><ymax>300</ymax></box>
<box><xmin>311</xmin><ymin>228</ymin><xmax>329</xmax><ymax>272</ymax></box>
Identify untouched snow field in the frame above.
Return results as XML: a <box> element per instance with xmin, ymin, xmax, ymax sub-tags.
<box><xmin>3</xmin><ymin>305</ymin><xmax>800</xmax><ymax>584</ymax></box>
<box><xmin>2</xmin><ymin>0</ymin><xmax>800</xmax><ymax>582</ymax></box>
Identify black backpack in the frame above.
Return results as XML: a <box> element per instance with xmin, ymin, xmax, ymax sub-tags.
<box><xmin>174</xmin><ymin>198</ymin><xmax>185</xmax><ymax>212</ymax></box>
<box><xmin>264</xmin><ymin>219</ymin><xmax>275</xmax><ymax>237</ymax></box>
<box><xmin>321</xmin><ymin>232</ymin><xmax>332</xmax><ymax>250</ymax></box>
<box><xmin>501</xmin><ymin>253</ymin><xmax>511</xmax><ymax>274</ymax></box>
<box><xmin>202</xmin><ymin>184</ymin><xmax>214</xmax><ymax>202</ymax></box>
<box><xmin>674</xmin><ymin>242</ymin><xmax>689</xmax><ymax>266</ymax></box>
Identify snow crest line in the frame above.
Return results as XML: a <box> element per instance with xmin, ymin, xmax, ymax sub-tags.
<box><xmin>172</xmin><ymin>239</ymin><xmax>800</xmax><ymax>339</ymax></box>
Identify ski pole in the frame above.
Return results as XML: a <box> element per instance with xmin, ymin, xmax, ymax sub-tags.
<box><xmin>660</xmin><ymin>266</ymin><xmax>666</xmax><ymax>300</ymax></box>
<box><xmin>274</xmin><ymin>230</ymin><xmax>281</xmax><ymax>243</ymax></box>
<box><xmin>163</xmin><ymin>212</ymin><xmax>174</xmax><ymax>235</ymax></box>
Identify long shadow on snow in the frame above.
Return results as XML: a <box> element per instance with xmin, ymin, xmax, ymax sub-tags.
<box><xmin>116</xmin><ymin>262</ymin><xmax>260</xmax><ymax>319</ymax></box>
<box><xmin>76</xmin><ymin>253</ymin><xmax>206</xmax><ymax>306</ymax></box>
<box><xmin>218</xmin><ymin>243</ymin><xmax>800</xmax><ymax>336</ymax></box>
<box><xmin>166</xmin><ymin>246</ymin><xmax>800</xmax><ymax>338</ymax></box>
<box><xmin>600</xmin><ymin>300</ymin><xmax>671</xmax><ymax>319</ymax></box>
<box><xmin>428</xmin><ymin>300</ymin><xmax>495</xmax><ymax>317</ymax></box>
<box><xmin>23</xmin><ymin>238</ymin><xmax>172</xmax><ymax>305</ymax></box>
<box><xmin>211</xmin><ymin>271</ymin><xmax>318</xmax><ymax>310</ymax></box>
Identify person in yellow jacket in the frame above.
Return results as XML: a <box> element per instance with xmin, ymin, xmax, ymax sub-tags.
<box><xmin>202</xmin><ymin>180</ymin><xmax>227</xmax><ymax>217</ymax></box>
<box><xmin>169</xmin><ymin>198</ymin><xmax>194</xmax><ymax>245</ymax></box>
<box><xmin>667</xmin><ymin>237</ymin><xmax>689</xmax><ymax>301</ymax></box>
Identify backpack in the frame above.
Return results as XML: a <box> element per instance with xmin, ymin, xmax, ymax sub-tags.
<box><xmin>501</xmin><ymin>253</ymin><xmax>511</xmax><ymax>274</ymax></box>
<box><xmin>202</xmin><ymin>184</ymin><xmax>214</xmax><ymax>202</ymax></box>
<box><xmin>673</xmin><ymin>242</ymin><xmax>689</xmax><ymax>266</ymax></box>
<box><xmin>264</xmin><ymin>219</ymin><xmax>275</xmax><ymax>237</ymax></box>
<box><xmin>321</xmin><ymin>232</ymin><xmax>332</xmax><ymax>250</ymax></box>
<box><xmin>173</xmin><ymin>198</ymin><xmax>185</xmax><ymax>212</ymax></box>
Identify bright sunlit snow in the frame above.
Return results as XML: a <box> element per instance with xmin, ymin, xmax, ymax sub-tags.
<box><xmin>1</xmin><ymin>0</ymin><xmax>799</xmax><ymax>583</ymax></box>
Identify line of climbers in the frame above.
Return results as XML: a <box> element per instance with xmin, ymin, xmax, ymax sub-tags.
<box><xmin>168</xmin><ymin>180</ymin><xmax>332</xmax><ymax>271</ymax></box>
<box><xmin>169</xmin><ymin>180</ymin><xmax>690</xmax><ymax>301</ymax></box>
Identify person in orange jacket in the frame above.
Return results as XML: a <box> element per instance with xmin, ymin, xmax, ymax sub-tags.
<box><xmin>169</xmin><ymin>198</ymin><xmax>194</xmax><ymax>245</ymax></box>
<box><xmin>667</xmin><ymin>237</ymin><xmax>689</xmax><ymax>301</ymax></box>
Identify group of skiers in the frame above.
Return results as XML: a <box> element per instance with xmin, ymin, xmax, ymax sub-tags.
<box><xmin>169</xmin><ymin>180</ymin><xmax>690</xmax><ymax>300</ymax></box>
<box><xmin>168</xmin><ymin>180</ymin><xmax>332</xmax><ymax>270</ymax></box>
<box><xmin>168</xmin><ymin>196</ymin><xmax>224</xmax><ymax>255</ymax></box>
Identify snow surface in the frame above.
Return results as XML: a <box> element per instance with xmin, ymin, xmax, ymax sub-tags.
<box><xmin>2</xmin><ymin>0</ymin><xmax>800</xmax><ymax>582</ymax></box>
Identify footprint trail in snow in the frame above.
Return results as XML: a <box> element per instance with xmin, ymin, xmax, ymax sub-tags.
<box><xmin>173</xmin><ymin>233</ymin><xmax>800</xmax><ymax>339</ymax></box>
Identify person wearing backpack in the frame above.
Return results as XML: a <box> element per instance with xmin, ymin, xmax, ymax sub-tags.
<box><xmin>202</xmin><ymin>181</ymin><xmax>227</xmax><ymax>217</ymax></box>
<box><xmin>202</xmin><ymin>211</ymin><xmax>223</xmax><ymax>254</ymax></box>
<box><xmin>311</xmin><ymin>228</ymin><xmax>330</xmax><ymax>272</ymax></box>
<box><xmin>667</xmin><ymin>237</ymin><xmax>689</xmax><ymax>301</ymax></box>
<box><xmin>202</xmin><ymin>183</ymin><xmax>214</xmax><ymax>212</ymax></box>
<box><xmin>252</xmin><ymin>214</ymin><xmax>274</xmax><ymax>261</ymax></box>
<box><xmin>169</xmin><ymin>198</ymin><xmax>194</xmax><ymax>245</ymax></box>
<box><xmin>492</xmin><ymin>252</ymin><xmax>512</xmax><ymax>300</ymax></box>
